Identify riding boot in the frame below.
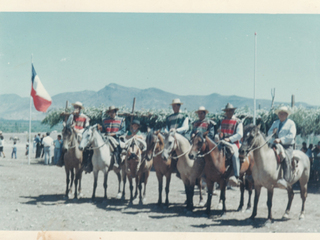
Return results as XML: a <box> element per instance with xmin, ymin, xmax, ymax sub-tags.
<box><xmin>277</xmin><ymin>157</ymin><xmax>290</xmax><ymax>189</ymax></box>
<box><xmin>56</xmin><ymin>151</ymin><xmax>65</xmax><ymax>167</ymax></box>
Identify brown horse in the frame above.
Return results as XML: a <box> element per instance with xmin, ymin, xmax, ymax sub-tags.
<box><xmin>189</xmin><ymin>132</ymin><xmax>229</xmax><ymax>216</ymax></box>
<box><xmin>122</xmin><ymin>138</ymin><xmax>153</xmax><ymax>205</ymax></box>
<box><xmin>238</xmin><ymin>151</ymin><xmax>254</xmax><ymax>212</ymax></box>
<box><xmin>61</xmin><ymin>122</ymin><xmax>83</xmax><ymax>199</ymax></box>
<box><xmin>146</xmin><ymin>130</ymin><xmax>175</xmax><ymax>207</ymax></box>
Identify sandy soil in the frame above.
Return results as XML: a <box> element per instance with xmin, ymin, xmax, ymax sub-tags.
<box><xmin>0</xmin><ymin>141</ymin><xmax>320</xmax><ymax>233</ymax></box>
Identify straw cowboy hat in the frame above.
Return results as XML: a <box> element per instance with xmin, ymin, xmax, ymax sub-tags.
<box><xmin>275</xmin><ymin>106</ymin><xmax>291</xmax><ymax>116</ymax></box>
<box><xmin>222</xmin><ymin>103</ymin><xmax>237</xmax><ymax>111</ymax></box>
<box><xmin>106</xmin><ymin>106</ymin><xmax>119</xmax><ymax>113</ymax></box>
<box><xmin>72</xmin><ymin>101</ymin><xmax>84</xmax><ymax>109</ymax></box>
<box><xmin>170</xmin><ymin>98</ymin><xmax>183</xmax><ymax>105</ymax></box>
<box><xmin>195</xmin><ymin>106</ymin><xmax>209</xmax><ymax>114</ymax></box>
<box><xmin>131</xmin><ymin>119</ymin><xmax>141</xmax><ymax>126</ymax></box>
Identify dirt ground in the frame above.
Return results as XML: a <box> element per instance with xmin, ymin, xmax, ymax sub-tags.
<box><xmin>0</xmin><ymin>141</ymin><xmax>320</xmax><ymax>233</ymax></box>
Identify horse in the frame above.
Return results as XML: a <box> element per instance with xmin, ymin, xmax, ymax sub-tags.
<box><xmin>61</xmin><ymin>122</ymin><xmax>83</xmax><ymax>199</ymax></box>
<box><xmin>239</xmin><ymin>124</ymin><xmax>310</xmax><ymax>222</ymax></box>
<box><xmin>121</xmin><ymin>137</ymin><xmax>153</xmax><ymax>205</ymax></box>
<box><xmin>145</xmin><ymin>130</ymin><xmax>174</xmax><ymax>207</ymax></box>
<box><xmin>238</xmin><ymin>151</ymin><xmax>254</xmax><ymax>212</ymax></box>
<box><xmin>78</xmin><ymin>124</ymin><xmax>122</xmax><ymax>201</ymax></box>
<box><xmin>188</xmin><ymin>132</ymin><xmax>229</xmax><ymax>216</ymax></box>
<box><xmin>162</xmin><ymin>131</ymin><xmax>205</xmax><ymax>213</ymax></box>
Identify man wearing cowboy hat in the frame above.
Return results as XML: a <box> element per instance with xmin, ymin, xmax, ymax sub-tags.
<box><xmin>57</xmin><ymin>101</ymin><xmax>90</xmax><ymax>167</ymax></box>
<box><xmin>166</xmin><ymin>99</ymin><xmax>189</xmax><ymax>136</ymax></box>
<box><xmin>191</xmin><ymin>106</ymin><xmax>216</xmax><ymax>141</ymax></box>
<box><xmin>100</xmin><ymin>106</ymin><xmax>126</xmax><ymax>168</ymax></box>
<box><xmin>219</xmin><ymin>103</ymin><xmax>243</xmax><ymax>186</ymax></box>
<box><xmin>268</xmin><ymin>106</ymin><xmax>296</xmax><ymax>189</ymax></box>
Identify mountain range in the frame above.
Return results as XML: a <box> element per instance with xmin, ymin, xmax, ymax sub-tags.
<box><xmin>0</xmin><ymin>83</ymin><xmax>312</xmax><ymax>120</ymax></box>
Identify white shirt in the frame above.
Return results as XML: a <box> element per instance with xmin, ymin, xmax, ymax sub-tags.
<box><xmin>268</xmin><ymin>118</ymin><xmax>296</xmax><ymax>145</ymax></box>
<box><xmin>42</xmin><ymin>136</ymin><xmax>54</xmax><ymax>147</ymax></box>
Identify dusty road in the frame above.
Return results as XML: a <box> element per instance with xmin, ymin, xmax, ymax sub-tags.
<box><xmin>0</xmin><ymin>142</ymin><xmax>320</xmax><ymax>233</ymax></box>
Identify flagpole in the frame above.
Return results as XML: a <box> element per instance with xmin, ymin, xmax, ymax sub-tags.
<box><xmin>28</xmin><ymin>54</ymin><xmax>33</xmax><ymax>165</ymax></box>
<box><xmin>253</xmin><ymin>32</ymin><xmax>257</xmax><ymax>125</ymax></box>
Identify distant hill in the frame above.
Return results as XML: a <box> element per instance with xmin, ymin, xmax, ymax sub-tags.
<box><xmin>0</xmin><ymin>83</ymin><xmax>313</xmax><ymax>120</ymax></box>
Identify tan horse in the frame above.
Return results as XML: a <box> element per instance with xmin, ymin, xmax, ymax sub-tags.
<box><xmin>61</xmin><ymin>123</ymin><xmax>83</xmax><ymax>199</ymax></box>
<box><xmin>240</xmin><ymin>124</ymin><xmax>310</xmax><ymax>222</ymax></box>
<box><xmin>146</xmin><ymin>130</ymin><xmax>175</xmax><ymax>207</ymax></box>
<box><xmin>162</xmin><ymin>132</ymin><xmax>205</xmax><ymax>213</ymax></box>
<box><xmin>122</xmin><ymin>138</ymin><xmax>153</xmax><ymax>205</ymax></box>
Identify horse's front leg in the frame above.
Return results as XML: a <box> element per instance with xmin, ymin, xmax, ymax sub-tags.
<box><xmin>197</xmin><ymin>177</ymin><xmax>205</xmax><ymax>207</ymax></box>
<box><xmin>91</xmin><ymin>171</ymin><xmax>99</xmax><ymax>201</ymax></box>
<box><xmin>134</xmin><ymin>176</ymin><xmax>139</xmax><ymax>200</ymax></box>
<box><xmin>138</xmin><ymin>174</ymin><xmax>143</xmax><ymax>205</ymax></box>
<box><xmin>219</xmin><ymin>179</ymin><xmax>227</xmax><ymax>214</ymax></box>
<box><xmin>121</xmin><ymin>170</ymin><xmax>127</xmax><ymax>201</ymax></box>
<box><xmin>283</xmin><ymin>186</ymin><xmax>294</xmax><ymax>219</ymax></box>
<box><xmin>266</xmin><ymin>188</ymin><xmax>274</xmax><ymax>223</ymax></box>
<box><xmin>65</xmin><ymin>169</ymin><xmax>70</xmax><ymax>199</ymax></box>
<box><xmin>237</xmin><ymin>176</ymin><xmax>245</xmax><ymax>211</ymax></box>
<box><xmin>156</xmin><ymin>172</ymin><xmax>163</xmax><ymax>206</ymax></box>
<box><xmin>164</xmin><ymin>172</ymin><xmax>172</xmax><ymax>207</ymax></box>
<box><xmin>250</xmin><ymin>185</ymin><xmax>262</xmax><ymax>220</ymax></box>
<box><xmin>103</xmin><ymin>171</ymin><xmax>109</xmax><ymax>201</ymax></box>
<box><xmin>205</xmin><ymin>180</ymin><xmax>214</xmax><ymax>217</ymax></box>
<box><xmin>246</xmin><ymin>180</ymin><xmax>253</xmax><ymax>211</ymax></box>
<box><xmin>74</xmin><ymin>169</ymin><xmax>81</xmax><ymax>199</ymax></box>
<box><xmin>69</xmin><ymin>168</ymin><xmax>74</xmax><ymax>195</ymax></box>
<box><xmin>115</xmin><ymin>171</ymin><xmax>122</xmax><ymax>199</ymax></box>
<box><xmin>128</xmin><ymin>176</ymin><xmax>134</xmax><ymax>205</ymax></box>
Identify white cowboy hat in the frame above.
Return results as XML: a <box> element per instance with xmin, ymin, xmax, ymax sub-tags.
<box><xmin>170</xmin><ymin>98</ymin><xmax>183</xmax><ymax>105</ymax></box>
<box><xmin>222</xmin><ymin>103</ymin><xmax>237</xmax><ymax>111</ymax></box>
<box><xmin>275</xmin><ymin>106</ymin><xmax>291</xmax><ymax>115</ymax></box>
<box><xmin>106</xmin><ymin>106</ymin><xmax>119</xmax><ymax>113</ymax></box>
<box><xmin>72</xmin><ymin>101</ymin><xmax>84</xmax><ymax>109</ymax></box>
<box><xmin>195</xmin><ymin>106</ymin><xmax>209</xmax><ymax>114</ymax></box>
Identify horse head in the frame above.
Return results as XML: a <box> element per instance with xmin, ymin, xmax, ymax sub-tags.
<box><xmin>126</xmin><ymin>143</ymin><xmax>142</xmax><ymax>175</ymax></box>
<box><xmin>239</xmin><ymin>124</ymin><xmax>261</xmax><ymax>157</ymax></box>
<box><xmin>145</xmin><ymin>130</ymin><xmax>159</xmax><ymax>160</ymax></box>
<box><xmin>78</xmin><ymin>124</ymin><xmax>97</xmax><ymax>151</ymax></box>
<box><xmin>189</xmin><ymin>132</ymin><xmax>206</xmax><ymax>160</ymax></box>
<box><xmin>62</xmin><ymin>122</ymin><xmax>75</xmax><ymax>151</ymax></box>
<box><xmin>161</xmin><ymin>131</ymin><xmax>177</xmax><ymax>161</ymax></box>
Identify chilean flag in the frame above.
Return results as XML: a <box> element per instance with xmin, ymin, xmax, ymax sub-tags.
<box><xmin>31</xmin><ymin>64</ymin><xmax>52</xmax><ymax>112</ymax></box>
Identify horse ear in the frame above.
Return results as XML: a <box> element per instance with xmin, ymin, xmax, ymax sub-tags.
<box><xmin>147</xmin><ymin>127</ymin><xmax>151</xmax><ymax>133</ymax></box>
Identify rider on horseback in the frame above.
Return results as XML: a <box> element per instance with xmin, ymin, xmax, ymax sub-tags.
<box><xmin>219</xmin><ymin>103</ymin><xmax>243</xmax><ymax>186</ymax></box>
<box><xmin>268</xmin><ymin>106</ymin><xmax>296</xmax><ymax>189</ymax></box>
<box><xmin>57</xmin><ymin>101</ymin><xmax>90</xmax><ymax>168</ymax></box>
<box><xmin>191</xmin><ymin>106</ymin><xmax>216</xmax><ymax>142</ymax></box>
<box><xmin>100</xmin><ymin>106</ymin><xmax>126</xmax><ymax>168</ymax></box>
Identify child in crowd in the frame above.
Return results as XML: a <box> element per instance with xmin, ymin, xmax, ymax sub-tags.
<box><xmin>12</xmin><ymin>141</ymin><xmax>17</xmax><ymax>159</ymax></box>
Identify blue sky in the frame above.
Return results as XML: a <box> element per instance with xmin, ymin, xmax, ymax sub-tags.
<box><xmin>1</xmin><ymin>13</ymin><xmax>320</xmax><ymax>105</ymax></box>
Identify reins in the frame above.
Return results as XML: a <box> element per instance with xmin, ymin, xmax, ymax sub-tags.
<box><xmin>197</xmin><ymin>139</ymin><xmax>219</xmax><ymax>158</ymax></box>
<box><xmin>246</xmin><ymin>131</ymin><xmax>276</xmax><ymax>153</ymax></box>
<box><xmin>170</xmin><ymin>134</ymin><xmax>193</xmax><ymax>160</ymax></box>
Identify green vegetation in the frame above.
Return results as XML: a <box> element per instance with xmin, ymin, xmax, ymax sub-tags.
<box><xmin>0</xmin><ymin>118</ymin><xmax>62</xmax><ymax>133</ymax></box>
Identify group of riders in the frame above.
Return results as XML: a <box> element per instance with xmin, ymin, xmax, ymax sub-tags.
<box><xmin>57</xmin><ymin>99</ymin><xmax>296</xmax><ymax>189</ymax></box>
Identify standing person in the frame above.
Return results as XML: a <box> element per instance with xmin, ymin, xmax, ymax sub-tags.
<box><xmin>35</xmin><ymin>133</ymin><xmax>41</xmax><ymax>158</ymax></box>
<box><xmin>300</xmin><ymin>142</ymin><xmax>307</xmax><ymax>153</ymax></box>
<box><xmin>25</xmin><ymin>141</ymin><xmax>29</xmax><ymax>157</ymax></box>
<box><xmin>53</xmin><ymin>135</ymin><xmax>63</xmax><ymax>165</ymax></box>
<box><xmin>57</xmin><ymin>101</ymin><xmax>90</xmax><ymax>168</ymax></box>
<box><xmin>191</xmin><ymin>106</ymin><xmax>216</xmax><ymax>141</ymax></box>
<box><xmin>99</xmin><ymin>106</ymin><xmax>126</xmax><ymax>168</ymax></box>
<box><xmin>166</xmin><ymin>99</ymin><xmax>189</xmax><ymax>137</ymax></box>
<box><xmin>40</xmin><ymin>134</ymin><xmax>45</xmax><ymax>158</ymax></box>
<box><xmin>219</xmin><ymin>103</ymin><xmax>243</xmax><ymax>186</ymax></box>
<box><xmin>11</xmin><ymin>141</ymin><xmax>17</xmax><ymax>159</ymax></box>
<box><xmin>42</xmin><ymin>132</ymin><xmax>54</xmax><ymax>165</ymax></box>
<box><xmin>33</xmin><ymin>135</ymin><xmax>37</xmax><ymax>154</ymax></box>
<box><xmin>0</xmin><ymin>131</ymin><xmax>5</xmax><ymax>158</ymax></box>
<box><xmin>268</xmin><ymin>106</ymin><xmax>296</xmax><ymax>189</ymax></box>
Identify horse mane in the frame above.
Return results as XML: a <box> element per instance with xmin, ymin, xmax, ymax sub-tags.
<box><xmin>243</xmin><ymin>124</ymin><xmax>266</xmax><ymax>140</ymax></box>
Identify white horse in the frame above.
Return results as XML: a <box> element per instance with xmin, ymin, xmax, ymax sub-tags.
<box><xmin>79</xmin><ymin>124</ymin><xmax>122</xmax><ymax>201</ymax></box>
<box><xmin>162</xmin><ymin>131</ymin><xmax>205</xmax><ymax>213</ymax></box>
<box><xmin>240</xmin><ymin>124</ymin><xmax>310</xmax><ymax>222</ymax></box>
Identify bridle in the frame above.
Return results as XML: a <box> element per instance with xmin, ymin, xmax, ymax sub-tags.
<box><xmin>244</xmin><ymin>131</ymin><xmax>276</xmax><ymax>155</ymax></box>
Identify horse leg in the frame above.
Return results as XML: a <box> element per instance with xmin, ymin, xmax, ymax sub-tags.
<box><xmin>250</xmin><ymin>185</ymin><xmax>261</xmax><ymax>220</ymax></box>
<box><xmin>184</xmin><ymin>184</ymin><xmax>194</xmax><ymax>212</ymax></box>
<box><xmin>205</xmin><ymin>180</ymin><xmax>213</xmax><ymax>217</ymax></box>
<box><xmin>283</xmin><ymin>186</ymin><xmax>294</xmax><ymax>219</ymax></box>
<box><xmin>266</xmin><ymin>188</ymin><xmax>274</xmax><ymax>222</ymax></box>
<box><xmin>92</xmin><ymin>171</ymin><xmax>99</xmax><ymax>201</ymax></box>
<box><xmin>69</xmin><ymin>169</ymin><xmax>74</xmax><ymax>196</ymax></box>
<box><xmin>129</xmin><ymin>176</ymin><xmax>134</xmax><ymax>205</ymax></box>
<box><xmin>115</xmin><ymin>171</ymin><xmax>122</xmax><ymax>199</ymax></box>
<box><xmin>74</xmin><ymin>170</ymin><xmax>80</xmax><ymax>199</ymax></box>
<box><xmin>219</xmin><ymin>179</ymin><xmax>227</xmax><ymax>214</ymax></box>
<box><xmin>197</xmin><ymin>177</ymin><xmax>205</xmax><ymax>206</ymax></box>
<box><xmin>299</xmin><ymin>177</ymin><xmax>308</xmax><ymax>219</ymax></box>
<box><xmin>134</xmin><ymin>176</ymin><xmax>139</xmax><ymax>200</ymax></box>
<box><xmin>164</xmin><ymin>172</ymin><xmax>172</xmax><ymax>207</ymax></box>
<box><xmin>103</xmin><ymin>171</ymin><xmax>109</xmax><ymax>201</ymax></box>
<box><xmin>138</xmin><ymin>175</ymin><xmax>143</xmax><ymax>205</ymax></box>
<box><xmin>246</xmin><ymin>180</ymin><xmax>253</xmax><ymax>211</ymax></box>
<box><xmin>142</xmin><ymin>172</ymin><xmax>149</xmax><ymax>203</ymax></box>
<box><xmin>237</xmin><ymin>176</ymin><xmax>245</xmax><ymax>212</ymax></box>
<box><xmin>65</xmin><ymin>169</ymin><xmax>70</xmax><ymax>199</ymax></box>
<box><xmin>121</xmin><ymin>171</ymin><xmax>127</xmax><ymax>201</ymax></box>
<box><xmin>156</xmin><ymin>172</ymin><xmax>163</xmax><ymax>206</ymax></box>
<box><xmin>78</xmin><ymin>171</ymin><xmax>83</xmax><ymax>198</ymax></box>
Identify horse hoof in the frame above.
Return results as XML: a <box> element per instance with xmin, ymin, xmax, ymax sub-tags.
<box><xmin>116</xmin><ymin>193</ymin><xmax>122</xmax><ymax>199</ymax></box>
<box><xmin>199</xmin><ymin>200</ymin><xmax>206</xmax><ymax>207</ymax></box>
<box><xmin>186</xmin><ymin>210</ymin><xmax>193</xmax><ymax>216</ymax></box>
<box><xmin>282</xmin><ymin>213</ymin><xmax>289</xmax><ymax>219</ymax></box>
<box><xmin>163</xmin><ymin>205</ymin><xmax>169</xmax><ymax>210</ymax></box>
<box><xmin>128</xmin><ymin>202</ymin><xmax>133</xmax><ymax>206</ymax></box>
<box><xmin>264</xmin><ymin>219</ymin><xmax>273</xmax><ymax>227</ymax></box>
<box><xmin>63</xmin><ymin>196</ymin><xmax>69</xmax><ymax>200</ymax></box>
<box><xmin>202</xmin><ymin>213</ymin><xmax>209</xmax><ymax>218</ymax></box>
<box><xmin>299</xmin><ymin>214</ymin><xmax>305</xmax><ymax>220</ymax></box>
<box><xmin>245</xmin><ymin>208</ymin><xmax>251</xmax><ymax>213</ymax></box>
<box><xmin>216</xmin><ymin>203</ymin><xmax>223</xmax><ymax>210</ymax></box>
<box><xmin>237</xmin><ymin>207</ymin><xmax>243</xmax><ymax>212</ymax></box>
